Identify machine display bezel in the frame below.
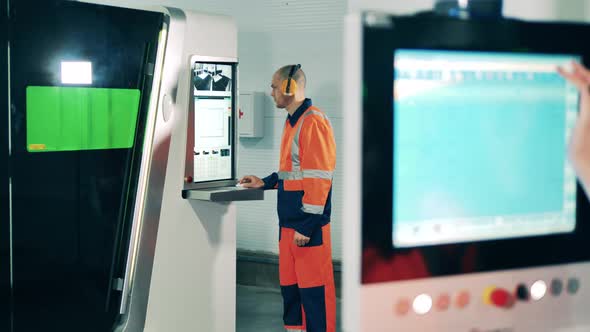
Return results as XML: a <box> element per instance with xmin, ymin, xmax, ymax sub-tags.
<box><xmin>185</xmin><ymin>55</ymin><xmax>238</xmax><ymax>190</ymax></box>
<box><xmin>361</xmin><ymin>13</ymin><xmax>590</xmax><ymax>283</ymax></box>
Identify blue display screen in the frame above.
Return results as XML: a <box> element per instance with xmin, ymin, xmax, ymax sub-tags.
<box><xmin>393</xmin><ymin>49</ymin><xmax>579</xmax><ymax>247</ymax></box>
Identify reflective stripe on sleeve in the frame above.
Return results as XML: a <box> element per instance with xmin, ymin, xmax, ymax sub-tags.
<box><xmin>278</xmin><ymin>170</ymin><xmax>333</xmax><ymax>180</ymax></box>
<box><xmin>302</xmin><ymin>203</ymin><xmax>325</xmax><ymax>215</ymax></box>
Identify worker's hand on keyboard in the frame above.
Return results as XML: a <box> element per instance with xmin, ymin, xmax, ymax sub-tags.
<box><xmin>238</xmin><ymin>175</ymin><xmax>264</xmax><ymax>189</ymax></box>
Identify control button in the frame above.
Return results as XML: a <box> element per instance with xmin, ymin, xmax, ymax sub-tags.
<box><xmin>395</xmin><ymin>298</ymin><xmax>410</xmax><ymax>316</ymax></box>
<box><xmin>455</xmin><ymin>290</ymin><xmax>470</xmax><ymax>309</ymax></box>
<box><xmin>530</xmin><ymin>280</ymin><xmax>547</xmax><ymax>301</ymax></box>
<box><xmin>436</xmin><ymin>294</ymin><xmax>451</xmax><ymax>312</ymax></box>
<box><xmin>413</xmin><ymin>294</ymin><xmax>433</xmax><ymax>315</ymax></box>
<box><xmin>550</xmin><ymin>279</ymin><xmax>563</xmax><ymax>296</ymax></box>
<box><xmin>567</xmin><ymin>278</ymin><xmax>580</xmax><ymax>295</ymax></box>
<box><xmin>516</xmin><ymin>284</ymin><xmax>530</xmax><ymax>301</ymax></box>
<box><xmin>483</xmin><ymin>286</ymin><xmax>494</xmax><ymax>304</ymax></box>
<box><xmin>483</xmin><ymin>286</ymin><xmax>513</xmax><ymax>308</ymax></box>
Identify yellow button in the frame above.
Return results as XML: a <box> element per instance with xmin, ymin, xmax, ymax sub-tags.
<box><xmin>482</xmin><ymin>286</ymin><xmax>496</xmax><ymax>305</ymax></box>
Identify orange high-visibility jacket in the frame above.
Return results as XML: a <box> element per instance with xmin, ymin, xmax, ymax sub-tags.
<box><xmin>263</xmin><ymin>99</ymin><xmax>336</xmax><ymax>237</ymax></box>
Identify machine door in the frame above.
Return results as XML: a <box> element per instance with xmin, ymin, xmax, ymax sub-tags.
<box><xmin>1</xmin><ymin>0</ymin><xmax>10</xmax><ymax>330</ymax></box>
<box><xmin>7</xmin><ymin>1</ymin><xmax>163</xmax><ymax>331</ymax></box>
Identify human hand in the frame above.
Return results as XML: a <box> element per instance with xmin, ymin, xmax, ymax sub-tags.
<box><xmin>558</xmin><ymin>61</ymin><xmax>590</xmax><ymax>120</ymax></box>
<box><xmin>293</xmin><ymin>231</ymin><xmax>310</xmax><ymax>247</ymax></box>
<box><xmin>558</xmin><ymin>61</ymin><xmax>590</xmax><ymax>192</ymax></box>
<box><xmin>238</xmin><ymin>175</ymin><xmax>264</xmax><ymax>189</ymax></box>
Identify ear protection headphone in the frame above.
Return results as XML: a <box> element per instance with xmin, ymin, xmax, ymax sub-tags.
<box><xmin>281</xmin><ymin>64</ymin><xmax>301</xmax><ymax>96</ymax></box>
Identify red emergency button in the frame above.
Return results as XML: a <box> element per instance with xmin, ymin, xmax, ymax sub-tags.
<box><xmin>483</xmin><ymin>286</ymin><xmax>514</xmax><ymax>308</ymax></box>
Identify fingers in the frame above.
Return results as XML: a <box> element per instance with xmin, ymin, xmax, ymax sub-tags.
<box><xmin>558</xmin><ymin>66</ymin><xmax>585</xmax><ymax>90</ymax></box>
<box><xmin>238</xmin><ymin>177</ymin><xmax>248</xmax><ymax>187</ymax></box>
<box><xmin>239</xmin><ymin>176</ymin><xmax>259</xmax><ymax>188</ymax></box>
<box><xmin>293</xmin><ymin>235</ymin><xmax>310</xmax><ymax>247</ymax></box>
<box><xmin>572</xmin><ymin>61</ymin><xmax>590</xmax><ymax>83</ymax></box>
<box><xmin>294</xmin><ymin>238</ymin><xmax>305</xmax><ymax>246</ymax></box>
<box><xmin>239</xmin><ymin>175</ymin><xmax>264</xmax><ymax>188</ymax></box>
<box><xmin>239</xmin><ymin>175</ymin><xmax>252</xmax><ymax>184</ymax></box>
<box><xmin>241</xmin><ymin>182</ymin><xmax>257</xmax><ymax>188</ymax></box>
<box><xmin>559</xmin><ymin>62</ymin><xmax>590</xmax><ymax>91</ymax></box>
<box><xmin>238</xmin><ymin>176</ymin><xmax>254</xmax><ymax>187</ymax></box>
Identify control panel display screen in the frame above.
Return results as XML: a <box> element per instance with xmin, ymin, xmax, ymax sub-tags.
<box><xmin>192</xmin><ymin>62</ymin><xmax>234</xmax><ymax>183</ymax></box>
<box><xmin>393</xmin><ymin>50</ymin><xmax>579</xmax><ymax>247</ymax></box>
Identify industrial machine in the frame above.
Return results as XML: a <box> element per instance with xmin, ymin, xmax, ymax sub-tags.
<box><xmin>343</xmin><ymin>1</ymin><xmax>590</xmax><ymax>331</ymax></box>
<box><xmin>1</xmin><ymin>1</ymin><xmax>258</xmax><ymax>331</ymax></box>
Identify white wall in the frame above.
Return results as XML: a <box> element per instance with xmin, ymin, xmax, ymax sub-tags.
<box><xmin>348</xmin><ymin>0</ymin><xmax>434</xmax><ymax>14</ymax></box>
<box><xmin>83</xmin><ymin>0</ymin><xmax>347</xmax><ymax>259</ymax></box>
<box><xmin>348</xmin><ymin>0</ymin><xmax>590</xmax><ymax>21</ymax></box>
<box><xmin>504</xmin><ymin>0</ymin><xmax>588</xmax><ymax>21</ymax></box>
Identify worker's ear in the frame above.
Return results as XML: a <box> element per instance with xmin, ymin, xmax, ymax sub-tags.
<box><xmin>280</xmin><ymin>64</ymin><xmax>301</xmax><ymax>96</ymax></box>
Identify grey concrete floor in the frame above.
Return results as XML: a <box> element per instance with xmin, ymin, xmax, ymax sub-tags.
<box><xmin>236</xmin><ymin>285</ymin><xmax>343</xmax><ymax>332</ymax></box>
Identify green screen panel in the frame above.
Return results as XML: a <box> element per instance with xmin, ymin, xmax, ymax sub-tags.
<box><xmin>26</xmin><ymin>86</ymin><xmax>141</xmax><ymax>152</ymax></box>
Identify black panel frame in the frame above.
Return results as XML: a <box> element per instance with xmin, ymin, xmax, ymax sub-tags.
<box><xmin>8</xmin><ymin>1</ymin><xmax>163</xmax><ymax>331</ymax></box>
<box><xmin>185</xmin><ymin>60</ymin><xmax>238</xmax><ymax>189</ymax></box>
<box><xmin>362</xmin><ymin>13</ymin><xmax>590</xmax><ymax>283</ymax></box>
<box><xmin>1</xmin><ymin>0</ymin><xmax>10</xmax><ymax>330</ymax></box>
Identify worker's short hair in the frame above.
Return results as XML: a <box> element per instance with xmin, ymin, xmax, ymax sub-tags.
<box><xmin>276</xmin><ymin>64</ymin><xmax>306</xmax><ymax>88</ymax></box>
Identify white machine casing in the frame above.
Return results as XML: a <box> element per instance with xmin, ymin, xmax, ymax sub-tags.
<box><xmin>143</xmin><ymin>9</ymin><xmax>238</xmax><ymax>332</ymax></box>
<box><xmin>343</xmin><ymin>11</ymin><xmax>590</xmax><ymax>332</ymax></box>
<box><xmin>101</xmin><ymin>6</ymin><xmax>239</xmax><ymax>332</ymax></box>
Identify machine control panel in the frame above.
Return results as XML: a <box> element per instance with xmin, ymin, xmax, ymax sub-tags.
<box><xmin>391</xmin><ymin>276</ymin><xmax>581</xmax><ymax>317</ymax></box>
<box><xmin>362</xmin><ymin>265</ymin><xmax>588</xmax><ymax>331</ymax></box>
<box><xmin>188</xmin><ymin>61</ymin><xmax>235</xmax><ymax>184</ymax></box>
<box><xmin>183</xmin><ymin>56</ymin><xmax>263</xmax><ymax>201</ymax></box>
<box><xmin>351</xmin><ymin>13</ymin><xmax>590</xmax><ymax>332</ymax></box>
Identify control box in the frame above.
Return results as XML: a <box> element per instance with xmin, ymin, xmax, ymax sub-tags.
<box><xmin>238</xmin><ymin>91</ymin><xmax>264</xmax><ymax>138</ymax></box>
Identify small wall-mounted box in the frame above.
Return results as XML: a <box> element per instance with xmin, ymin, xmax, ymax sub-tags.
<box><xmin>238</xmin><ymin>91</ymin><xmax>264</xmax><ymax>138</ymax></box>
